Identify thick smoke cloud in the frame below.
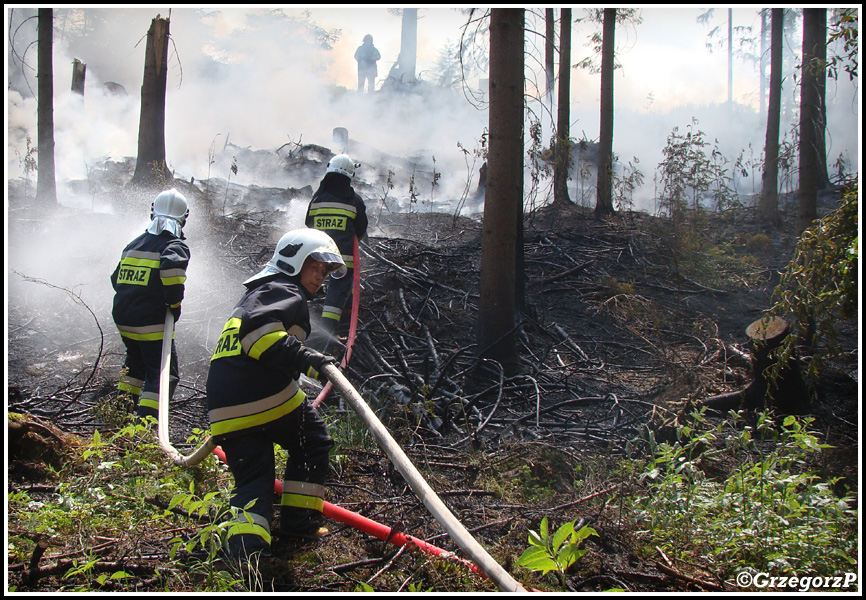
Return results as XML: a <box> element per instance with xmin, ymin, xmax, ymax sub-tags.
<box><xmin>6</xmin><ymin>7</ymin><xmax>860</xmax><ymax>215</ymax></box>
<box><xmin>7</xmin><ymin>7</ymin><xmax>488</xmax><ymax>208</ymax></box>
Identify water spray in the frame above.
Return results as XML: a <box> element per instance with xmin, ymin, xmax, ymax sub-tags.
<box><xmin>312</xmin><ymin>236</ymin><xmax>360</xmax><ymax>410</ymax></box>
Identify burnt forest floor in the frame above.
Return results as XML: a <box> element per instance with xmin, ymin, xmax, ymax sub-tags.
<box><xmin>6</xmin><ymin>179</ymin><xmax>859</xmax><ymax>593</ymax></box>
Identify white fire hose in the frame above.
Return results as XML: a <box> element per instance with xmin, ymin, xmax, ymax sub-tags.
<box><xmin>156</xmin><ymin>310</ymin><xmax>216</xmax><ymax>466</ymax></box>
<box><xmin>156</xmin><ymin>310</ymin><xmax>526</xmax><ymax>592</ymax></box>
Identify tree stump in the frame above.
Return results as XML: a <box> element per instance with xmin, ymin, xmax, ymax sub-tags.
<box><xmin>8</xmin><ymin>413</ymin><xmax>75</xmax><ymax>480</ymax></box>
<box><xmin>702</xmin><ymin>317</ymin><xmax>810</xmax><ymax>414</ymax></box>
<box><xmin>745</xmin><ymin>317</ymin><xmax>810</xmax><ymax>414</ymax></box>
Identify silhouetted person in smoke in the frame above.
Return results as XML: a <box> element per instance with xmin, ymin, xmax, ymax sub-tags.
<box><xmin>354</xmin><ymin>34</ymin><xmax>380</xmax><ymax>93</ymax></box>
<box><xmin>110</xmin><ymin>189</ymin><xmax>190</xmax><ymax>420</ymax></box>
<box><xmin>305</xmin><ymin>154</ymin><xmax>368</xmax><ymax>352</ymax></box>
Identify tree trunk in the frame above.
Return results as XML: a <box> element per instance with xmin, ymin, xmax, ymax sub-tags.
<box><xmin>400</xmin><ymin>8</ymin><xmax>418</xmax><ymax>83</ymax></box>
<box><xmin>545</xmin><ymin>8</ymin><xmax>555</xmax><ymax>107</ymax></box>
<box><xmin>727</xmin><ymin>9</ymin><xmax>733</xmax><ymax>105</ymax></box>
<box><xmin>131</xmin><ymin>16</ymin><xmax>171</xmax><ymax>187</ymax></box>
<box><xmin>759</xmin><ymin>9</ymin><xmax>768</xmax><ymax>121</ymax></box>
<box><xmin>478</xmin><ymin>8</ymin><xmax>523</xmax><ymax>374</ymax></box>
<box><xmin>552</xmin><ymin>8</ymin><xmax>572</xmax><ymax>207</ymax></box>
<box><xmin>744</xmin><ymin>317</ymin><xmax>810</xmax><ymax>414</ymax></box>
<box><xmin>759</xmin><ymin>8</ymin><xmax>783</xmax><ymax>226</ymax></box>
<box><xmin>797</xmin><ymin>8</ymin><xmax>827</xmax><ymax>233</ymax></box>
<box><xmin>812</xmin><ymin>11</ymin><xmax>829</xmax><ymax>191</ymax></box>
<box><xmin>71</xmin><ymin>58</ymin><xmax>86</xmax><ymax>95</ymax></box>
<box><xmin>595</xmin><ymin>8</ymin><xmax>616</xmax><ymax>219</ymax></box>
<box><xmin>36</xmin><ymin>8</ymin><xmax>57</xmax><ymax>206</ymax></box>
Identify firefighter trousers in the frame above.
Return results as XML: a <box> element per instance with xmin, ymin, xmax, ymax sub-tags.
<box><xmin>220</xmin><ymin>399</ymin><xmax>334</xmax><ymax>559</ymax></box>
<box><xmin>118</xmin><ymin>335</ymin><xmax>178</xmax><ymax>420</ymax></box>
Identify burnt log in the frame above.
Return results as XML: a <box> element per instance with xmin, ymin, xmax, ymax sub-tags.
<box><xmin>71</xmin><ymin>59</ymin><xmax>86</xmax><ymax>95</ymax></box>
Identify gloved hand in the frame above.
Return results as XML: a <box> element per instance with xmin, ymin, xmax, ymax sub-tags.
<box><xmin>298</xmin><ymin>346</ymin><xmax>336</xmax><ymax>381</ymax></box>
<box><xmin>169</xmin><ymin>304</ymin><xmax>182</xmax><ymax>322</ymax></box>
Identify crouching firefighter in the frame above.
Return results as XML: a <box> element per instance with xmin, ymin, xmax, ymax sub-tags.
<box><xmin>111</xmin><ymin>189</ymin><xmax>190</xmax><ymax>420</ymax></box>
<box><xmin>205</xmin><ymin>228</ymin><xmax>346</xmax><ymax>561</ymax></box>
<box><xmin>305</xmin><ymin>153</ymin><xmax>368</xmax><ymax>351</ymax></box>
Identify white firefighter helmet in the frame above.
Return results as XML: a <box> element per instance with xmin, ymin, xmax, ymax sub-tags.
<box><xmin>151</xmin><ymin>189</ymin><xmax>189</xmax><ymax>225</ymax></box>
<box><xmin>244</xmin><ymin>228</ymin><xmax>347</xmax><ymax>286</ymax></box>
<box><xmin>326</xmin><ymin>154</ymin><xmax>357</xmax><ymax>178</ymax></box>
<box><xmin>147</xmin><ymin>188</ymin><xmax>188</xmax><ymax>237</ymax></box>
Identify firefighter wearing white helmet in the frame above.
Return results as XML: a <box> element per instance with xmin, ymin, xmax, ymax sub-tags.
<box><xmin>206</xmin><ymin>228</ymin><xmax>344</xmax><ymax>560</ymax></box>
<box><xmin>148</xmin><ymin>188</ymin><xmax>189</xmax><ymax>238</ymax></box>
<box><xmin>305</xmin><ymin>154</ymin><xmax>368</xmax><ymax>350</ymax></box>
<box><xmin>110</xmin><ymin>188</ymin><xmax>191</xmax><ymax>419</ymax></box>
<box><xmin>326</xmin><ymin>153</ymin><xmax>357</xmax><ymax>178</ymax></box>
<box><xmin>243</xmin><ymin>227</ymin><xmax>347</xmax><ymax>285</ymax></box>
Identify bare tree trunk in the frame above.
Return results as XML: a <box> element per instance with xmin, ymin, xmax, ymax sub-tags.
<box><xmin>798</xmin><ymin>8</ymin><xmax>827</xmax><ymax>233</ymax></box>
<box><xmin>812</xmin><ymin>11</ymin><xmax>829</xmax><ymax>191</ymax></box>
<box><xmin>36</xmin><ymin>8</ymin><xmax>57</xmax><ymax>206</ymax></box>
<box><xmin>702</xmin><ymin>317</ymin><xmax>810</xmax><ymax>415</ymax></box>
<box><xmin>131</xmin><ymin>16</ymin><xmax>170</xmax><ymax>187</ymax></box>
<box><xmin>545</xmin><ymin>8</ymin><xmax>555</xmax><ymax>107</ymax></box>
<box><xmin>478</xmin><ymin>8</ymin><xmax>523</xmax><ymax>374</ymax></box>
<box><xmin>400</xmin><ymin>8</ymin><xmax>418</xmax><ymax>83</ymax></box>
<box><xmin>553</xmin><ymin>8</ymin><xmax>572</xmax><ymax>207</ymax></box>
<box><xmin>727</xmin><ymin>9</ymin><xmax>733</xmax><ymax>105</ymax></box>
<box><xmin>759</xmin><ymin>9</ymin><xmax>768</xmax><ymax>121</ymax></box>
<box><xmin>595</xmin><ymin>8</ymin><xmax>616</xmax><ymax>219</ymax></box>
<box><xmin>759</xmin><ymin>8</ymin><xmax>783</xmax><ymax>226</ymax></box>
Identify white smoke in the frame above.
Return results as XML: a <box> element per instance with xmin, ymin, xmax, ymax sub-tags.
<box><xmin>6</xmin><ymin>7</ymin><xmax>860</xmax><ymax>216</ymax></box>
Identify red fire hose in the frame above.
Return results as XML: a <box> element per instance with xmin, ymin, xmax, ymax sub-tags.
<box><xmin>209</xmin><ymin>446</ymin><xmax>483</xmax><ymax>578</ymax></box>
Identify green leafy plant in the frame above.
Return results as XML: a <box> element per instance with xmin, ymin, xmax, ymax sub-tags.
<box><xmin>612</xmin><ymin>156</ymin><xmax>644</xmax><ymax>212</ymax></box>
<box><xmin>631</xmin><ymin>409</ymin><xmax>857</xmax><ymax>579</ymax></box>
<box><xmin>656</xmin><ymin>117</ymin><xmax>735</xmax><ymax>217</ymax></box>
<box><xmin>653</xmin><ymin>118</ymin><xmax>743</xmax><ymax>284</ymax></box>
<box><xmin>518</xmin><ymin>516</ymin><xmax>598</xmax><ymax>588</ymax></box>
<box><xmin>167</xmin><ymin>486</ymin><xmax>244</xmax><ymax>591</ymax></box>
<box><xmin>768</xmin><ymin>180</ymin><xmax>858</xmax><ymax>380</ymax></box>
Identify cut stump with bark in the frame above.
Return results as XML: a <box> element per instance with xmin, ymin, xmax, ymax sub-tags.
<box><xmin>703</xmin><ymin>317</ymin><xmax>810</xmax><ymax>414</ymax></box>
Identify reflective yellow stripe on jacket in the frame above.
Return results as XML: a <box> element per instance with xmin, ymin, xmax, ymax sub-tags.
<box><xmin>116</xmin><ymin>323</ymin><xmax>174</xmax><ymax>342</ymax></box>
<box><xmin>207</xmin><ymin>382</ymin><xmax>306</xmax><ymax>437</ymax></box>
<box><xmin>115</xmin><ymin>251</ymin><xmax>160</xmax><ymax>287</ymax></box>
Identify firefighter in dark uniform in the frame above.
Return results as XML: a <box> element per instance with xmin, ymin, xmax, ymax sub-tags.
<box><xmin>305</xmin><ymin>154</ymin><xmax>368</xmax><ymax>351</ymax></box>
<box><xmin>111</xmin><ymin>189</ymin><xmax>190</xmax><ymax>420</ymax></box>
<box><xmin>206</xmin><ymin>228</ymin><xmax>346</xmax><ymax>561</ymax></box>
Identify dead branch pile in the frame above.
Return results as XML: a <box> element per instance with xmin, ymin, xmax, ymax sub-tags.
<box><xmin>318</xmin><ymin>212</ymin><xmax>735</xmax><ymax>452</ymax></box>
<box><xmin>7</xmin><ymin>202</ymin><xmax>767</xmax><ymax>456</ymax></box>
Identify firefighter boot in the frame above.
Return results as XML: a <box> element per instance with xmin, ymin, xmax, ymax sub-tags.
<box><xmin>277</xmin><ymin>507</ymin><xmax>329</xmax><ymax>540</ymax></box>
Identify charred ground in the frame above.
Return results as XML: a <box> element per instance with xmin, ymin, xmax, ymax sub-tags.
<box><xmin>6</xmin><ymin>175</ymin><xmax>858</xmax><ymax>592</ymax></box>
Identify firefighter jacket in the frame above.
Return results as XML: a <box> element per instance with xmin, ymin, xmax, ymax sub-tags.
<box><xmin>305</xmin><ymin>172</ymin><xmax>368</xmax><ymax>269</ymax></box>
<box><xmin>206</xmin><ymin>273</ymin><xmax>320</xmax><ymax>441</ymax></box>
<box><xmin>111</xmin><ymin>230</ymin><xmax>190</xmax><ymax>341</ymax></box>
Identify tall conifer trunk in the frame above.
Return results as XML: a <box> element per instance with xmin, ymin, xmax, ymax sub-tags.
<box><xmin>595</xmin><ymin>8</ymin><xmax>617</xmax><ymax>218</ymax></box>
<box><xmin>36</xmin><ymin>8</ymin><xmax>57</xmax><ymax>205</ymax></box>
<box><xmin>478</xmin><ymin>8</ymin><xmax>524</xmax><ymax>374</ymax></box>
